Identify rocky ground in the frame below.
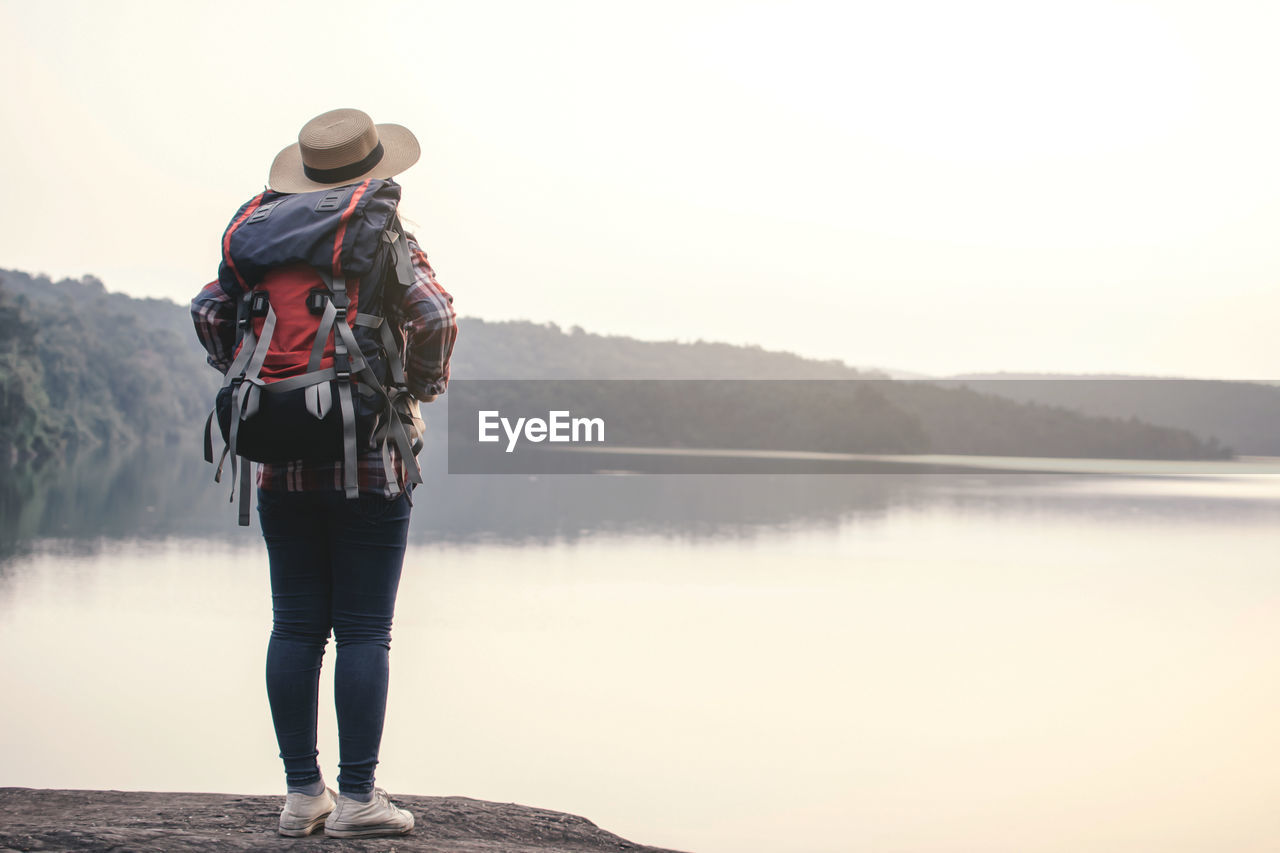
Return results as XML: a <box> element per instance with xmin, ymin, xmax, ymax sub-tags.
<box><xmin>0</xmin><ymin>789</ymin><xmax>692</xmax><ymax>853</ymax></box>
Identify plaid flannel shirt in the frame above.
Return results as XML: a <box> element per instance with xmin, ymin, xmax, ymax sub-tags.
<box><xmin>191</xmin><ymin>236</ymin><xmax>456</xmax><ymax>495</ymax></box>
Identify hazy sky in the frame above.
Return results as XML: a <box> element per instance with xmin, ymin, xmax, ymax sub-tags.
<box><xmin>2</xmin><ymin>0</ymin><xmax>1277</xmax><ymax>378</ymax></box>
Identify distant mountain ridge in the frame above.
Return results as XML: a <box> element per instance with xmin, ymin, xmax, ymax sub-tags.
<box><xmin>0</xmin><ymin>267</ymin><xmax>1249</xmax><ymax>459</ymax></box>
<box><xmin>947</xmin><ymin>372</ymin><xmax>1280</xmax><ymax>456</ymax></box>
<box><xmin>450</xmin><ymin>317</ymin><xmax>876</xmax><ymax>379</ymax></box>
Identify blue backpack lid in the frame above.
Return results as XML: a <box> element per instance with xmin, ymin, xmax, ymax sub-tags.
<box><xmin>217</xmin><ymin>178</ymin><xmax>402</xmax><ymax>299</ymax></box>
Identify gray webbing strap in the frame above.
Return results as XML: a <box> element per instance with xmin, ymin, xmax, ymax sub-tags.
<box><xmin>320</xmin><ymin>259</ymin><xmax>421</xmax><ymax>498</ymax></box>
<box><xmin>203</xmin><ymin>410</ymin><xmax>217</xmax><ymax>463</ymax></box>
<box><xmin>378</xmin><ymin>320</ymin><xmax>408</xmax><ymax>388</ymax></box>
<box><xmin>304</xmin><ymin>381</ymin><xmax>332</xmax><ymax>420</ymax></box>
<box><xmin>387</xmin><ymin>408</ymin><xmax>424</xmax><ymax>486</ymax></box>
<box><xmin>367</xmin><ymin>413</ymin><xmax>400</xmax><ymax>497</ymax></box>
<box><xmin>336</xmin><ymin>381</ymin><xmax>358</xmax><ymax>499</ymax></box>
<box><xmin>264</xmin><ymin>367</ymin><xmax>338</xmax><ymax>394</ymax></box>
<box><xmin>385</xmin><ymin>220</ymin><xmax>413</xmax><ymax>390</ymax></box>
<box><xmin>227</xmin><ymin>400</ymin><xmax>244</xmax><ymax>516</ymax></box>
<box><xmin>353</xmin><ymin>312</ymin><xmax>407</xmax><ymax>389</ymax></box>
<box><xmin>387</xmin><ymin>416</ymin><xmax>423</xmax><ymax>486</ymax></box>
<box><xmin>374</xmin><ymin>390</ymin><xmax>424</xmax><ymax>490</ymax></box>
<box><xmin>366</xmin><ymin>407</ymin><xmax>420</xmax><ymax>498</ymax></box>
<box><xmin>205</xmin><ymin>409</ymin><xmax>231</xmax><ymax>482</ymax></box>
<box><xmin>373</xmin><ymin>401</ymin><xmax>421</xmax><ymax>496</ymax></box>
<box><xmin>383</xmin><ymin>225</ymin><xmax>421</xmax><ymax>487</ymax></box>
<box><xmin>307</xmin><ymin>299</ymin><xmax>338</xmax><ymax>372</ymax></box>
<box><xmin>329</xmin><ymin>276</ymin><xmax>359</xmax><ymax>499</ymax></box>
<box><xmin>391</xmin><ymin>218</ymin><xmax>414</xmax><ymax>287</ymax></box>
<box><xmin>221</xmin><ymin>291</ymin><xmax>259</xmax><ymax>389</ymax></box>
<box><xmin>235</xmin><ymin>301</ymin><xmax>278</xmax><ymax>430</ymax></box>
<box><xmin>227</xmin><ymin>405</ymin><xmax>242</xmax><ymax>503</ymax></box>
<box><xmin>209</xmin><ymin>294</ymin><xmax>254</xmax><ymax>497</ymax></box>
<box><xmin>240</xmin><ymin>377</ymin><xmax>265</xmax><ymax>420</ymax></box>
<box><xmin>227</xmin><ymin>305</ymin><xmax>277</xmax><ymax>525</ymax></box>
<box><xmin>334</xmin><ymin>322</ymin><xmax>380</xmax><ymax>389</ymax></box>
<box><xmin>227</xmin><ymin>382</ymin><xmax>248</xmax><ymax>505</ymax></box>
<box><xmin>242</xmin><ymin>306</ymin><xmax>277</xmax><ymax>388</ymax></box>
<box><xmin>222</xmin><ymin>338</ymin><xmax>256</xmax><ymax>388</ymax></box>
<box><xmin>380</xmin><ymin>437</ymin><xmax>399</xmax><ymax>495</ymax></box>
<box><xmin>238</xmin><ymin>458</ymin><xmax>252</xmax><ymax>526</ymax></box>
<box><xmin>333</xmin><ymin>319</ymin><xmax>423</xmax><ymax>489</ymax></box>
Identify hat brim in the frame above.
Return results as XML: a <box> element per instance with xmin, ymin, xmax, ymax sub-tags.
<box><xmin>267</xmin><ymin>123</ymin><xmax>421</xmax><ymax>194</ymax></box>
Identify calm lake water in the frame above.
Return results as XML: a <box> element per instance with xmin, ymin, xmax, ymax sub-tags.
<box><xmin>2</xmin><ymin>447</ymin><xmax>1278</xmax><ymax>852</ymax></box>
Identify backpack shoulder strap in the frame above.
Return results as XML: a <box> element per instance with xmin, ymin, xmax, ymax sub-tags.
<box><xmin>388</xmin><ymin>215</ymin><xmax>415</xmax><ymax>289</ymax></box>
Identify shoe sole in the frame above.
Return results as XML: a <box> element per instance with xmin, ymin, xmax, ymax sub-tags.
<box><xmin>279</xmin><ymin>813</ymin><xmax>331</xmax><ymax>837</ymax></box>
<box><xmin>325</xmin><ymin>820</ymin><xmax>414</xmax><ymax>839</ymax></box>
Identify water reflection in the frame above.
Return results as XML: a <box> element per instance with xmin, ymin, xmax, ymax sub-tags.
<box><xmin>3</xmin><ymin>445</ymin><xmax>1279</xmax><ymax>853</ymax></box>
<box><xmin>4</xmin><ymin>440</ymin><xmax>1280</xmax><ymax>565</ymax></box>
<box><xmin>0</xmin><ymin>440</ymin><xmax>238</xmax><ymax>564</ymax></box>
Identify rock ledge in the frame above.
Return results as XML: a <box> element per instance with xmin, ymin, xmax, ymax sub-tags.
<box><xmin>0</xmin><ymin>788</ymin><xmax>691</xmax><ymax>852</ymax></box>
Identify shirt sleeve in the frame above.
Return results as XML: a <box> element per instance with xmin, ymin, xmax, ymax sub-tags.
<box><xmin>399</xmin><ymin>238</ymin><xmax>457</xmax><ymax>400</ymax></box>
<box><xmin>190</xmin><ymin>279</ymin><xmax>237</xmax><ymax>374</ymax></box>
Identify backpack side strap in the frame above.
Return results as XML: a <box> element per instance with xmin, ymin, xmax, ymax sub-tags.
<box><xmin>332</xmin><ymin>307</ymin><xmax>423</xmax><ymax>495</ymax></box>
<box><xmin>352</xmin><ymin>312</ymin><xmax>408</xmax><ymax>390</ymax></box>
<box><xmin>227</xmin><ymin>297</ymin><xmax>278</xmax><ymax>525</ymax></box>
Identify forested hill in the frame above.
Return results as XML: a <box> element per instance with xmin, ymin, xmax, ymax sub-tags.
<box><xmin>0</xmin><ymin>270</ymin><xmax>210</xmax><ymax>457</ymax></box>
<box><xmin>0</xmin><ymin>268</ymin><xmax>868</xmax><ymax>456</ymax></box>
<box><xmin>0</xmin><ymin>267</ymin><xmax>1237</xmax><ymax>460</ymax></box>
<box><xmin>449</xmin><ymin>318</ymin><xmax>869</xmax><ymax>379</ymax></box>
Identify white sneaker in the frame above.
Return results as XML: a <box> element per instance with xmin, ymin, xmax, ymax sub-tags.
<box><xmin>278</xmin><ymin>786</ymin><xmax>336</xmax><ymax>837</ymax></box>
<box><xmin>324</xmin><ymin>787</ymin><xmax>415</xmax><ymax>838</ymax></box>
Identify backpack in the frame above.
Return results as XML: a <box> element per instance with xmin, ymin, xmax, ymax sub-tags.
<box><xmin>203</xmin><ymin>178</ymin><xmax>424</xmax><ymax>525</ymax></box>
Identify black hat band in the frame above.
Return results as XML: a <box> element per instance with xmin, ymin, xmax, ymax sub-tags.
<box><xmin>303</xmin><ymin>141</ymin><xmax>385</xmax><ymax>184</ymax></box>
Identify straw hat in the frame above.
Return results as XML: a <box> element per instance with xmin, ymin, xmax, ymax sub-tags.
<box><xmin>268</xmin><ymin>108</ymin><xmax>420</xmax><ymax>194</ymax></box>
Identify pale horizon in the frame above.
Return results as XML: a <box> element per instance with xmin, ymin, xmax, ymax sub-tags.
<box><xmin>2</xmin><ymin>0</ymin><xmax>1277</xmax><ymax>380</ymax></box>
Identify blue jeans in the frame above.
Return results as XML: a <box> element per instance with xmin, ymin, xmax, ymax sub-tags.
<box><xmin>257</xmin><ymin>488</ymin><xmax>411</xmax><ymax>796</ymax></box>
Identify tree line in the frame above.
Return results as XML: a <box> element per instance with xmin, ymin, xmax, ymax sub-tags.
<box><xmin>0</xmin><ymin>268</ymin><xmax>1233</xmax><ymax>462</ymax></box>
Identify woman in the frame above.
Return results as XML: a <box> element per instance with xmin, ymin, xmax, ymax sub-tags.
<box><xmin>191</xmin><ymin>109</ymin><xmax>457</xmax><ymax>839</ymax></box>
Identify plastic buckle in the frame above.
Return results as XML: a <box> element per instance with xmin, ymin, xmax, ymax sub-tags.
<box><xmin>334</xmin><ymin>351</ymin><xmax>352</xmax><ymax>381</ymax></box>
<box><xmin>249</xmin><ymin>291</ymin><xmax>270</xmax><ymax>318</ymax></box>
<box><xmin>306</xmin><ymin>289</ymin><xmax>329</xmax><ymax>315</ymax></box>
